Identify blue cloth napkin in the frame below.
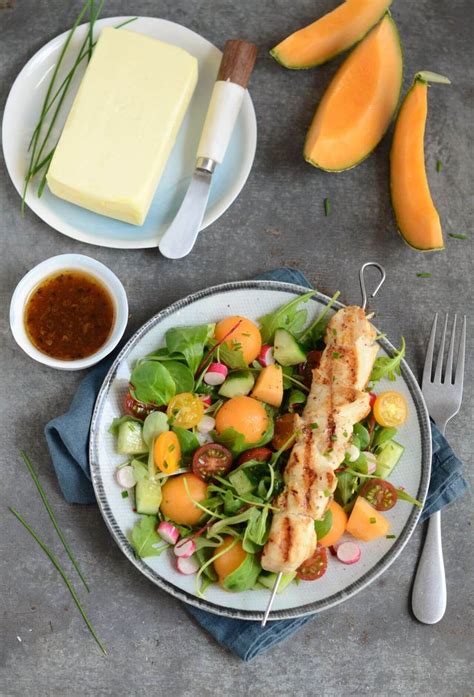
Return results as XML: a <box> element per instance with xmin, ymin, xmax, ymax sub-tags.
<box><xmin>45</xmin><ymin>267</ymin><xmax>468</xmax><ymax>661</ymax></box>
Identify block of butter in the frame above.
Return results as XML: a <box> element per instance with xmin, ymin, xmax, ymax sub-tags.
<box><xmin>47</xmin><ymin>28</ymin><xmax>198</xmax><ymax>225</ymax></box>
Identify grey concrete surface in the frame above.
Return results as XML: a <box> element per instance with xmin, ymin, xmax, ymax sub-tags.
<box><xmin>1</xmin><ymin>1</ymin><xmax>473</xmax><ymax>695</ymax></box>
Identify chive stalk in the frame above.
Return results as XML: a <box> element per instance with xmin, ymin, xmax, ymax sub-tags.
<box><xmin>9</xmin><ymin>507</ymin><xmax>106</xmax><ymax>655</ymax></box>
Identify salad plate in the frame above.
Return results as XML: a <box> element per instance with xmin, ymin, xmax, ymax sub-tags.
<box><xmin>2</xmin><ymin>17</ymin><xmax>257</xmax><ymax>249</ymax></box>
<box><xmin>89</xmin><ymin>281</ymin><xmax>431</xmax><ymax>620</ymax></box>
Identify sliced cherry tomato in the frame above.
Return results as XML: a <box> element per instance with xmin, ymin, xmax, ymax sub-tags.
<box><xmin>154</xmin><ymin>431</ymin><xmax>181</xmax><ymax>474</ymax></box>
<box><xmin>272</xmin><ymin>413</ymin><xmax>298</xmax><ymax>451</ymax></box>
<box><xmin>124</xmin><ymin>390</ymin><xmax>155</xmax><ymax>421</ymax></box>
<box><xmin>167</xmin><ymin>393</ymin><xmax>204</xmax><ymax>429</ymax></box>
<box><xmin>192</xmin><ymin>444</ymin><xmax>233</xmax><ymax>482</ymax></box>
<box><xmin>360</xmin><ymin>478</ymin><xmax>398</xmax><ymax>511</ymax></box>
<box><xmin>369</xmin><ymin>392</ymin><xmax>377</xmax><ymax>409</ymax></box>
<box><xmin>296</xmin><ymin>544</ymin><xmax>328</xmax><ymax>581</ymax></box>
<box><xmin>299</xmin><ymin>350</ymin><xmax>322</xmax><ymax>387</ymax></box>
<box><xmin>237</xmin><ymin>447</ymin><xmax>273</xmax><ymax>466</ymax></box>
<box><xmin>373</xmin><ymin>391</ymin><xmax>408</xmax><ymax>428</ymax></box>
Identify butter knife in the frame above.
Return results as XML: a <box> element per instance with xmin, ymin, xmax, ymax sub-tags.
<box><xmin>159</xmin><ymin>39</ymin><xmax>257</xmax><ymax>259</ymax></box>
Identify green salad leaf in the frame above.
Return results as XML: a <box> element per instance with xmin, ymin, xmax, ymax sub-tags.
<box><xmin>164</xmin><ymin>361</ymin><xmax>195</xmax><ymax>392</ymax></box>
<box><xmin>130</xmin><ymin>361</ymin><xmax>176</xmax><ymax>406</ymax></box>
<box><xmin>172</xmin><ymin>426</ymin><xmax>200</xmax><ymax>460</ymax></box>
<box><xmin>214</xmin><ymin>416</ymin><xmax>274</xmax><ymax>456</ymax></box>
<box><xmin>314</xmin><ymin>508</ymin><xmax>333</xmax><ymax>539</ymax></box>
<box><xmin>353</xmin><ymin>423</ymin><xmax>370</xmax><ymax>450</ymax></box>
<box><xmin>336</xmin><ymin>471</ymin><xmax>359</xmax><ymax>507</ymax></box>
<box><xmin>130</xmin><ymin>516</ymin><xmax>168</xmax><ymax>558</ymax></box>
<box><xmin>395</xmin><ymin>488</ymin><xmax>423</xmax><ymax>508</ymax></box>
<box><xmin>165</xmin><ymin>324</ymin><xmax>214</xmax><ymax>374</ymax></box>
<box><xmin>222</xmin><ymin>552</ymin><xmax>262</xmax><ymax>592</ymax></box>
<box><xmin>258</xmin><ymin>291</ymin><xmax>315</xmax><ymax>343</ymax></box>
<box><xmin>216</xmin><ymin>341</ymin><xmax>247</xmax><ymax>369</ymax></box>
<box><xmin>372</xmin><ymin>426</ymin><xmax>398</xmax><ymax>449</ymax></box>
<box><xmin>370</xmin><ymin>337</ymin><xmax>406</xmax><ymax>383</ymax></box>
<box><xmin>243</xmin><ymin>506</ymin><xmax>270</xmax><ymax>551</ymax></box>
<box><xmin>142</xmin><ymin>412</ymin><xmax>169</xmax><ymax>447</ymax></box>
<box><xmin>299</xmin><ymin>291</ymin><xmax>341</xmax><ymax>345</ymax></box>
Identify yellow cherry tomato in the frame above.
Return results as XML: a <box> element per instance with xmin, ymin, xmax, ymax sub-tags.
<box><xmin>154</xmin><ymin>431</ymin><xmax>181</xmax><ymax>473</ymax></box>
<box><xmin>166</xmin><ymin>392</ymin><xmax>204</xmax><ymax>429</ymax></box>
<box><xmin>373</xmin><ymin>391</ymin><xmax>408</xmax><ymax>428</ymax></box>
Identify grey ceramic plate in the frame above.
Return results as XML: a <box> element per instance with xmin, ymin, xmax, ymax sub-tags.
<box><xmin>89</xmin><ymin>281</ymin><xmax>431</xmax><ymax>621</ymax></box>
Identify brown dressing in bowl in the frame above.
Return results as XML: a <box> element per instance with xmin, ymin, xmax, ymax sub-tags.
<box><xmin>24</xmin><ymin>270</ymin><xmax>115</xmax><ymax>361</ymax></box>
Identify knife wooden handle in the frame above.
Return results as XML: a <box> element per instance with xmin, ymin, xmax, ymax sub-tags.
<box><xmin>217</xmin><ymin>40</ymin><xmax>258</xmax><ymax>88</ymax></box>
<box><xmin>197</xmin><ymin>39</ymin><xmax>258</xmax><ymax>164</ymax></box>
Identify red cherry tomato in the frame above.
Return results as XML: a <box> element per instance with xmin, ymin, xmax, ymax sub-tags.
<box><xmin>123</xmin><ymin>390</ymin><xmax>155</xmax><ymax>421</ymax></box>
<box><xmin>296</xmin><ymin>544</ymin><xmax>328</xmax><ymax>581</ymax></box>
<box><xmin>369</xmin><ymin>392</ymin><xmax>377</xmax><ymax>409</ymax></box>
<box><xmin>192</xmin><ymin>444</ymin><xmax>233</xmax><ymax>482</ymax></box>
<box><xmin>237</xmin><ymin>447</ymin><xmax>273</xmax><ymax>466</ymax></box>
<box><xmin>360</xmin><ymin>478</ymin><xmax>398</xmax><ymax>511</ymax></box>
<box><xmin>299</xmin><ymin>350</ymin><xmax>322</xmax><ymax>387</ymax></box>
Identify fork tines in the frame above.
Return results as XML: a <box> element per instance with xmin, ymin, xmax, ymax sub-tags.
<box><xmin>423</xmin><ymin>313</ymin><xmax>466</xmax><ymax>387</ymax></box>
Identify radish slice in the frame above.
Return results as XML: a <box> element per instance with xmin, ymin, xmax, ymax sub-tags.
<box><xmin>203</xmin><ymin>362</ymin><xmax>228</xmax><ymax>386</ymax></box>
<box><xmin>345</xmin><ymin>444</ymin><xmax>360</xmax><ymax>462</ymax></box>
<box><xmin>157</xmin><ymin>521</ymin><xmax>180</xmax><ymax>545</ymax></box>
<box><xmin>336</xmin><ymin>541</ymin><xmax>361</xmax><ymax>565</ymax></box>
<box><xmin>196</xmin><ymin>431</ymin><xmax>214</xmax><ymax>446</ymax></box>
<box><xmin>258</xmin><ymin>345</ymin><xmax>275</xmax><ymax>367</ymax></box>
<box><xmin>174</xmin><ymin>538</ymin><xmax>197</xmax><ymax>558</ymax></box>
<box><xmin>197</xmin><ymin>415</ymin><xmax>216</xmax><ymax>434</ymax></box>
<box><xmin>198</xmin><ymin>394</ymin><xmax>212</xmax><ymax>408</ymax></box>
<box><xmin>115</xmin><ymin>465</ymin><xmax>136</xmax><ymax>489</ymax></box>
<box><xmin>176</xmin><ymin>555</ymin><xmax>199</xmax><ymax>575</ymax></box>
<box><xmin>362</xmin><ymin>451</ymin><xmax>377</xmax><ymax>474</ymax></box>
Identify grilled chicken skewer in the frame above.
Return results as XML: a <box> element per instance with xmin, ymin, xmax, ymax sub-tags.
<box><xmin>261</xmin><ymin>306</ymin><xmax>379</xmax><ymax>575</ymax></box>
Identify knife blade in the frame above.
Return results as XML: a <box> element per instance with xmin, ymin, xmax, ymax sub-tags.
<box><xmin>159</xmin><ymin>39</ymin><xmax>257</xmax><ymax>260</ymax></box>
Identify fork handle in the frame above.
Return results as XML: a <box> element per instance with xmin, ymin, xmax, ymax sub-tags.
<box><xmin>411</xmin><ymin>510</ymin><xmax>447</xmax><ymax>624</ymax></box>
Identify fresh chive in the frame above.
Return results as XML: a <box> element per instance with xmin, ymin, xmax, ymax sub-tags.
<box><xmin>310</xmin><ymin>422</ymin><xmax>319</xmax><ymax>430</ymax></box>
<box><xmin>330</xmin><ymin>435</ymin><xmax>338</xmax><ymax>442</ymax></box>
<box><xmin>20</xmin><ymin>451</ymin><xmax>90</xmax><ymax>592</ymax></box>
<box><xmin>386</xmin><ymin>534</ymin><xmax>396</xmax><ymax>539</ymax></box>
<box><xmin>343</xmin><ymin>431</ymin><xmax>348</xmax><ymax>438</ymax></box>
<box><xmin>436</xmin><ymin>160</ymin><xmax>442</xmax><ymax>172</ymax></box>
<box><xmin>324</xmin><ymin>197</ymin><xmax>331</xmax><ymax>217</ymax></box>
<box><xmin>416</xmin><ymin>272</ymin><xmax>432</xmax><ymax>278</ymax></box>
<box><xmin>114</xmin><ymin>16</ymin><xmax>139</xmax><ymax>30</ymax></box>
<box><xmin>448</xmin><ymin>233</ymin><xmax>467</xmax><ymax>240</ymax></box>
<box><xmin>323</xmin><ymin>488</ymin><xmax>331</xmax><ymax>497</ymax></box>
<box><xmin>9</xmin><ymin>507</ymin><xmax>107</xmax><ymax>654</ymax></box>
<box><xmin>121</xmin><ymin>490</ymin><xmax>129</xmax><ymax>499</ymax></box>
<box><xmin>332</xmin><ymin>351</ymin><xmax>341</xmax><ymax>359</ymax></box>
<box><xmin>369</xmin><ymin>517</ymin><xmax>376</xmax><ymax>524</ymax></box>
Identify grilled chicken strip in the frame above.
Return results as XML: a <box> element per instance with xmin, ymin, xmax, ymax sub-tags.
<box><xmin>261</xmin><ymin>306</ymin><xmax>379</xmax><ymax>574</ymax></box>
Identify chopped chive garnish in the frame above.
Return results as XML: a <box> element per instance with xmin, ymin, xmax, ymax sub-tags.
<box><xmin>332</xmin><ymin>328</ymin><xmax>337</xmax><ymax>336</ymax></box>
<box><xmin>343</xmin><ymin>431</ymin><xmax>348</xmax><ymax>438</ymax></box>
<box><xmin>323</xmin><ymin>448</ymin><xmax>333</xmax><ymax>456</ymax></box>
<box><xmin>417</xmin><ymin>272</ymin><xmax>432</xmax><ymax>278</ymax></box>
<box><xmin>168</xmin><ymin>445</ymin><xmax>176</xmax><ymax>453</ymax></box>
<box><xmin>436</xmin><ymin>160</ymin><xmax>442</xmax><ymax>172</ymax></box>
<box><xmin>323</xmin><ymin>488</ymin><xmax>331</xmax><ymax>497</ymax></box>
<box><xmin>121</xmin><ymin>491</ymin><xmax>129</xmax><ymax>499</ymax></box>
<box><xmin>310</xmin><ymin>423</ymin><xmax>319</xmax><ymax>430</ymax></box>
<box><xmin>324</xmin><ymin>197</ymin><xmax>331</xmax><ymax>217</ymax></box>
<box><xmin>369</xmin><ymin>517</ymin><xmax>376</xmax><ymax>524</ymax></box>
<box><xmin>20</xmin><ymin>451</ymin><xmax>89</xmax><ymax>592</ymax></box>
<box><xmin>330</xmin><ymin>435</ymin><xmax>338</xmax><ymax>442</ymax></box>
<box><xmin>9</xmin><ymin>507</ymin><xmax>106</xmax><ymax>654</ymax></box>
<box><xmin>332</xmin><ymin>351</ymin><xmax>341</xmax><ymax>359</ymax></box>
<box><xmin>448</xmin><ymin>233</ymin><xmax>467</xmax><ymax>240</ymax></box>
<box><xmin>386</xmin><ymin>534</ymin><xmax>396</xmax><ymax>539</ymax></box>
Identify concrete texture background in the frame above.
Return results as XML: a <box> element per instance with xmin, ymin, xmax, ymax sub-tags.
<box><xmin>1</xmin><ymin>1</ymin><xmax>473</xmax><ymax>695</ymax></box>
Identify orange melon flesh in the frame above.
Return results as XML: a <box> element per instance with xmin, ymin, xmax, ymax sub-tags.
<box><xmin>271</xmin><ymin>0</ymin><xmax>393</xmax><ymax>69</ymax></box>
<box><xmin>390</xmin><ymin>80</ymin><xmax>444</xmax><ymax>251</ymax></box>
<box><xmin>304</xmin><ymin>15</ymin><xmax>402</xmax><ymax>172</ymax></box>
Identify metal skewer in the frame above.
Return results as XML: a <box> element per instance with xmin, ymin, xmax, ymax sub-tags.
<box><xmin>261</xmin><ymin>262</ymin><xmax>387</xmax><ymax>627</ymax></box>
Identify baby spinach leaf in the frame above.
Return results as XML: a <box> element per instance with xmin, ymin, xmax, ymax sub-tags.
<box><xmin>108</xmin><ymin>415</ymin><xmax>141</xmax><ymax>434</ymax></box>
<box><xmin>129</xmin><ymin>516</ymin><xmax>167</xmax><ymax>558</ymax></box>
<box><xmin>222</xmin><ymin>552</ymin><xmax>261</xmax><ymax>592</ymax></box>
<box><xmin>336</xmin><ymin>471</ymin><xmax>358</xmax><ymax>506</ymax></box>
<box><xmin>372</xmin><ymin>426</ymin><xmax>398</xmax><ymax>449</ymax></box>
<box><xmin>142</xmin><ymin>412</ymin><xmax>169</xmax><ymax>447</ymax></box>
<box><xmin>370</xmin><ymin>337</ymin><xmax>406</xmax><ymax>383</ymax></box>
<box><xmin>314</xmin><ymin>508</ymin><xmax>333</xmax><ymax>539</ymax></box>
<box><xmin>172</xmin><ymin>426</ymin><xmax>200</xmax><ymax>460</ymax></box>
<box><xmin>214</xmin><ymin>415</ymin><xmax>274</xmax><ymax>456</ymax></box>
<box><xmin>165</xmin><ymin>324</ymin><xmax>214</xmax><ymax>374</ymax></box>
<box><xmin>353</xmin><ymin>423</ymin><xmax>370</xmax><ymax>450</ymax></box>
<box><xmin>258</xmin><ymin>291</ymin><xmax>315</xmax><ymax>344</ymax></box>
<box><xmin>130</xmin><ymin>361</ymin><xmax>176</xmax><ymax>406</ymax></box>
<box><xmin>164</xmin><ymin>361</ymin><xmax>194</xmax><ymax>393</ymax></box>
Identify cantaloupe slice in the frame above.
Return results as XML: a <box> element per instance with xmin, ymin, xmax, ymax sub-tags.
<box><xmin>251</xmin><ymin>364</ymin><xmax>283</xmax><ymax>407</ymax></box>
<box><xmin>304</xmin><ymin>14</ymin><xmax>402</xmax><ymax>172</ymax></box>
<box><xmin>270</xmin><ymin>0</ymin><xmax>393</xmax><ymax>69</ymax></box>
<box><xmin>390</xmin><ymin>72</ymin><xmax>450</xmax><ymax>251</ymax></box>
<box><xmin>346</xmin><ymin>496</ymin><xmax>390</xmax><ymax>541</ymax></box>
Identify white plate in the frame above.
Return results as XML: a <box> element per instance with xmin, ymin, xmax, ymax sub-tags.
<box><xmin>2</xmin><ymin>17</ymin><xmax>257</xmax><ymax>249</ymax></box>
<box><xmin>90</xmin><ymin>282</ymin><xmax>431</xmax><ymax>620</ymax></box>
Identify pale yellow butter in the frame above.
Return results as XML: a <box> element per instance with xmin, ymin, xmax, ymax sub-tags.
<box><xmin>47</xmin><ymin>28</ymin><xmax>198</xmax><ymax>225</ymax></box>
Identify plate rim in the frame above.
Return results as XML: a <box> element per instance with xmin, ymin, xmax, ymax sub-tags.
<box><xmin>2</xmin><ymin>16</ymin><xmax>257</xmax><ymax>249</ymax></box>
<box><xmin>89</xmin><ymin>280</ymin><xmax>432</xmax><ymax>621</ymax></box>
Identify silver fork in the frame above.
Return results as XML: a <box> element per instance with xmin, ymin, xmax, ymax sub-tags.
<box><xmin>411</xmin><ymin>313</ymin><xmax>467</xmax><ymax>624</ymax></box>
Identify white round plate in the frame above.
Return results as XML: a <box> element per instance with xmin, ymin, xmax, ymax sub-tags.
<box><xmin>2</xmin><ymin>17</ymin><xmax>257</xmax><ymax>249</ymax></box>
<box><xmin>90</xmin><ymin>282</ymin><xmax>431</xmax><ymax>620</ymax></box>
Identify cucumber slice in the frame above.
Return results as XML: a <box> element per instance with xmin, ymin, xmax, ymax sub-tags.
<box><xmin>228</xmin><ymin>468</ymin><xmax>255</xmax><ymax>496</ymax></box>
<box><xmin>375</xmin><ymin>440</ymin><xmax>405</xmax><ymax>478</ymax></box>
<box><xmin>131</xmin><ymin>459</ymin><xmax>148</xmax><ymax>482</ymax></box>
<box><xmin>273</xmin><ymin>329</ymin><xmax>307</xmax><ymax>366</ymax></box>
<box><xmin>258</xmin><ymin>571</ymin><xmax>296</xmax><ymax>593</ymax></box>
<box><xmin>135</xmin><ymin>478</ymin><xmax>162</xmax><ymax>514</ymax></box>
<box><xmin>218</xmin><ymin>371</ymin><xmax>255</xmax><ymax>398</ymax></box>
<box><xmin>117</xmin><ymin>421</ymin><xmax>148</xmax><ymax>455</ymax></box>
